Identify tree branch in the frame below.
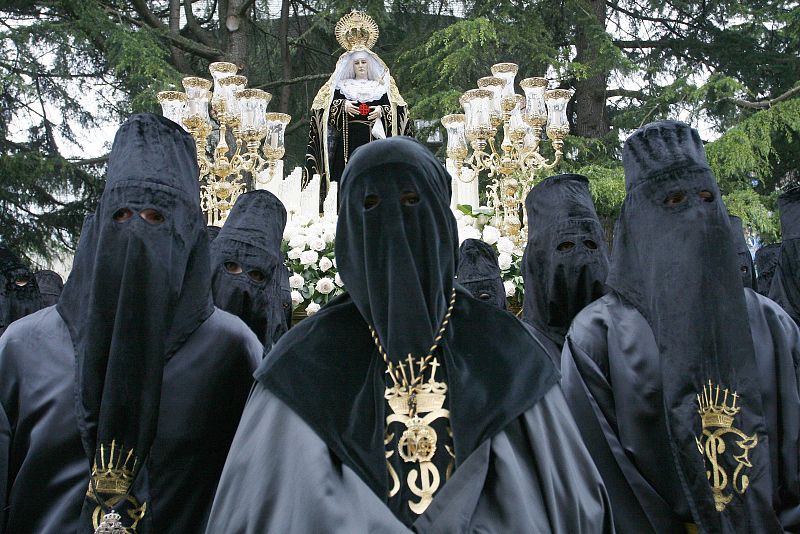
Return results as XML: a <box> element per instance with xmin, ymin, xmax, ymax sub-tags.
<box><xmin>130</xmin><ymin>0</ymin><xmax>166</xmax><ymax>29</ymax></box>
<box><xmin>236</xmin><ymin>0</ymin><xmax>256</xmax><ymax>17</ymax></box>
<box><xmin>724</xmin><ymin>85</ymin><xmax>800</xmax><ymax>109</ymax></box>
<box><xmin>183</xmin><ymin>0</ymin><xmax>217</xmax><ymax>48</ymax></box>
<box><xmin>69</xmin><ymin>155</ymin><xmax>110</xmax><ymax>166</ymax></box>
<box><xmin>253</xmin><ymin>72</ymin><xmax>331</xmax><ymax>90</ymax></box>
<box><xmin>607</xmin><ymin>88</ymin><xmax>647</xmax><ymax>99</ymax></box>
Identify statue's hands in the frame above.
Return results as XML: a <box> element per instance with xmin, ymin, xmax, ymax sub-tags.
<box><xmin>344</xmin><ymin>101</ymin><xmax>359</xmax><ymax>117</ymax></box>
<box><xmin>368</xmin><ymin>106</ymin><xmax>383</xmax><ymax>121</ymax></box>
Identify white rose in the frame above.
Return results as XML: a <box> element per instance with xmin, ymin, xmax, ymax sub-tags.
<box><xmin>315</xmin><ymin>277</ymin><xmax>335</xmax><ymax>295</ymax></box>
<box><xmin>309</xmin><ymin>237</ymin><xmax>326</xmax><ymax>252</ymax></box>
<box><xmin>289</xmin><ymin>273</ymin><xmax>305</xmax><ymax>289</ymax></box>
<box><xmin>458</xmin><ymin>225</ymin><xmax>481</xmax><ymax>244</ymax></box>
<box><xmin>318</xmin><ymin>256</ymin><xmax>333</xmax><ymax>272</ymax></box>
<box><xmin>288</xmin><ymin>233</ymin><xmax>307</xmax><ymax>249</ymax></box>
<box><xmin>497</xmin><ymin>236</ymin><xmax>515</xmax><ymax>254</ymax></box>
<box><xmin>291</xmin><ymin>290</ymin><xmax>303</xmax><ymax>306</ymax></box>
<box><xmin>333</xmin><ymin>258</ymin><xmax>337</xmax><ymax>268</ymax></box>
<box><xmin>453</xmin><ymin>209</ymin><xmax>464</xmax><ymax>220</ymax></box>
<box><xmin>497</xmin><ymin>252</ymin><xmax>513</xmax><ymax>271</ymax></box>
<box><xmin>462</xmin><ymin>215</ymin><xmax>476</xmax><ymax>226</ymax></box>
<box><xmin>482</xmin><ymin>225</ymin><xmax>501</xmax><ymax>245</ymax></box>
<box><xmin>503</xmin><ymin>280</ymin><xmax>516</xmax><ymax>297</ymax></box>
<box><xmin>306</xmin><ymin>302</ymin><xmax>321</xmax><ymax>315</ymax></box>
<box><xmin>287</xmin><ymin>247</ymin><xmax>303</xmax><ymax>260</ymax></box>
<box><xmin>323</xmin><ymin>230</ymin><xmax>336</xmax><ymax>244</ymax></box>
<box><xmin>335</xmin><ymin>272</ymin><xmax>344</xmax><ymax>287</ymax></box>
<box><xmin>299</xmin><ymin>250</ymin><xmax>319</xmax><ymax>266</ymax></box>
<box><xmin>283</xmin><ymin>224</ymin><xmax>299</xmax><ymax>241</ymax></box>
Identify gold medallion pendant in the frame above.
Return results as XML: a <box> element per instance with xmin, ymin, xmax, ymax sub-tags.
<box><xmin>87</xmin><ymin>441</ymin><xmax>147</xmax><ymax>534</ymax></box>
<box><xmin>695</xmin><ymin>380</ymin><xmax>759</xmax><ymax>512</ymax></box>
<box><xmin>385</xmin><ymin>355</ymin><xmax>452</xmax><ymax>514</ymax></box>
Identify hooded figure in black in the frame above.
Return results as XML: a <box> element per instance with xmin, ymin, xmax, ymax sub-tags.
<box><xmin>769</xmin><ymin>187</ymin><xmax>800</xmax><ymax>326</ymax></box>
<box><xmin>206</xmin><ymin>137</ymin><xmax>613</xmax><ymax>533</ymax></box>
<box><xmin>0</xmin><ymin>246</ymin><xmax>42</xmax><ymax>336</ymax></box>
<box><xmin>561</xmin><ymin>121</ymin><xmax>800</xmax><ymax>533</ymax></box>
<box><xmin>210</xmin><ymin>190</ymin><xmax>288</xmax><ymax>347</ymax></box>
<box><xmin>755</xmin><ymin>243</ymin><xmax>781</xmax><ymax>296</ymax></box>
<box><xmin>730</xmin><ymin>215</ymin><xmax>757</xmax><ymax>289</ymax></box>
<box><xmin>0</xmin><ymin>113</ymin><xmax>261</xmax><ymax>534</ymax></box>
<box><xmin>456</xmin><ymin>238</ymin><xmax>506</xmax><ymax>309</ymax></box>
<box><xmin>522</xmin><ymin>174</ymin><xmax>609</xmax><ymax>359</ymax></box>
<box><xmin>34</xmin><ymin>269</ymin><xmax>64</xmax><ymax>307</ymax></box>
<box><xmin>206</xmin><ymin>225</ymin><xmax>222</xmax><ymax>243</ymax></box>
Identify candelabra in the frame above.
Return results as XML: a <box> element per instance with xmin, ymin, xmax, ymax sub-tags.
<box><xmin>157</xmin><ymin>62</ymin><xmax>292</xmax><ymax>225</ymax></box>
<box><xmin>441</xmin><ymin>63</ymin><xmax>572</xmax><ymax>241</ymax></box>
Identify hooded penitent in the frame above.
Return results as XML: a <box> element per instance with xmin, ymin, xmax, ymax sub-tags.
<box><xmin>769</xmin><ymin>187</ymin><xmax>800</xmax><ymax>325</ymax></box>
<box><xmin>256</xmin><ymin>137</ymin><xmax>557</xmax><ymax>527</ymax></box>
<box><xmin>57</xmin><ymin>113</ymin><xmax>213</xmax><ymax>531</ymax></box>
<box><xmin>610</xmin><ymin>121</ymin><xmax>777</xmax><ymax>532</ymax></box>
<box><xmin>729</xmin><ymin>215</ymin><xmax>756</xmax><ymax>289</ymax></box>
<box><xmin>35</xmin><ymin>269</ymin><xmax>64</xmax><ymax>307</ymax></box>
<box><xmin>210</xmin><ymin>190</ymin><xmax>287</xmax><ymax>346</ymax></box>
<box><xmin>522</xmin><ymin>174</ymin><xmax>609</xmax><ymax>350</ymax></box>
<box><xmin>456</xmin><ymin>238</ymin><xmax>506</xmax><ymax>309</ymax></box>
<box><xmin>755</xmin><ymin>243</ymin><xmax>781</xmax><ymax>296</ymax></box>
<box><xmin>0</xmin><ymin>245</ymin><xmax>42</xmax><ymax>334</ymax></box>
<box><xmin>206</xmin><ymin>225</ymin><xmax>222</xmax><ymax>243</ymax></box>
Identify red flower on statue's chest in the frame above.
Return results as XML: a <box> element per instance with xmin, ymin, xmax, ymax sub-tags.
<box><xmin>358</xmin><ymin>103</ymin><xmax>371</xmax><ymax>116</ymax></box>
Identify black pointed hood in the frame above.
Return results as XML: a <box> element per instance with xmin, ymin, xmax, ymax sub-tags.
<box><xmin>754</xmin><ymin>243</ymin><xmax>781</xmax><ymax>296</ymax></box>
<box><xmin>0</xmin><ymin>245</ymin><xmax>42</xmax><ymax>333</ymax></box>
<box><xmin>522</xmin><ymin>174</ymin><xmax>609</xmax><ymax>348</ymax></box>
<box><xmin>610</xmin><ymin>121</ymin><xmax>776</xmax><ymax>532</ymax></box>
<box><xmin>35</xmin><ymin>269</ymin><xmax>64</xmax><ymax>307</ymax></box>
<box><xmin>210</xmin><ymin>190</ymin><xmax>287</xmax><ymax>345</ymax></box>
<box><xmin>457</xmin><ymin>238</ymin><xmax>506</xmax><ymax>309</ymax></box>
<box><xmin>729</xmin><ymin>215</ymin><xmax>756</xmax><ymax>289</ymax></box>
<box><xmin>57</xmin><ymin>113</ymin><xmax>213</xmax><ymax>531</ymax></box>
<box><xmin>255</xmin><ymin>137</ymin><xmax>557</xmax><ymax>526</ymax></box>
<box><xmin>769</xmin><ymin>186</ymin><xmax>800</xmax><ymax>325</ymax></box>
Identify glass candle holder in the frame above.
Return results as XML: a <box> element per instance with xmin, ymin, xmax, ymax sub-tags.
<box><xmin>520</xmin><ymin>77</ymin><xmax>548</xmax><ymax>127</ymax></box>
<box><xmin>157</xmin><ymin>91</ymin><xmax>188</xmax><ymax>130</ymax></box>
<box><xmin>545</xmin><ymin>89</ymin><xmax>573</xmax><ymax>139</ymax></box>
<box><xmin>264</xmin><ymin>112</ymin><xmax>291</xmax><ymax>160</ymax></box>
<box><xmin>441</xmin><ymin>114</ymin><xmax>468</xmax><ymax>160</ymax></box>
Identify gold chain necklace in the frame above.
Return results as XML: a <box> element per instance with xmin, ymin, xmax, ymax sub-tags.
<box><xmin>369</xmin><ymin>288</ymin><xmax>456</xmax><ymax>515</ymax></box>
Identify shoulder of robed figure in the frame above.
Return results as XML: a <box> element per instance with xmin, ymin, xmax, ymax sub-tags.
<box><xmin>201</xmin><ymin>307</ymin><xmax>263</xmax><ymax>367</ymax></box>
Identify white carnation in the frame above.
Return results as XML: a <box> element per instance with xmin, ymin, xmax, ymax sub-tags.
<box><xmin>289</xmin><ymin>273</ymin><xmax>305</xmax><ymax>289</ymax></box>
<box><xmin>287</xmin><ymin>247</ymin><xmax>303</xmax><ymax>260</ymax></box>
<box><xmin>306</xmin><ymin>302</ymin><xmax>321</xmax><ymax>315</ymax></box>
<box><xmin>318</xmin><ymin>256</ymin><xmax>333</xmax><ymax>272</ymax></box>
<box><xmin>498</xmin><ymin>252</ymin><xmax>513</xmax><ymax>271</ymax></box>
<box><xmin>291</xmin><ymin>290</ymin><xmax>303</xmax><ymax>306</ymax></box>
<box><xmin>496</xmin><ymin>236</ymin><xmax>515</xmax><ymax>254</ymax></box>
<box><xmin>299</xmin><ymin>250</ymin><xmax>319</xmax><ymax>266</ymax></box>
<box><xmin>503</xmin><ymin>280</ymin><xmax>516</xmax><ymax>297</ymax></box>
<box><xmin>482</xmin><ymin>225</ymin><xmax>501</xmax><ymax>245</ymax></box>
<box><xmin>315</xmin><ymin>277</ymin><xmax>335</xmax><ymax>295</ymax></box>
<box><xmin>335</xmin><ymin>272</ymin><xmax>344</xmax><ymax>287</ymax></box>
<box><xmin>309</xmin><ymin>237</ymin><xmax>326</xmax><ymax>252</ymax></box>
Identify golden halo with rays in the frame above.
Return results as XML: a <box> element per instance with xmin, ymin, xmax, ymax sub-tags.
<box><xmin>335</xmin><ymin>11</ymin><xmax>379</xmax><ymax>51</ymax></box>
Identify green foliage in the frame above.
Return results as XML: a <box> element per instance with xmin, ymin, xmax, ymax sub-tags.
<box><xmin>723</xmin><ymin>188</ymin><xmax>780</xmax><ymax>244</ymax></box>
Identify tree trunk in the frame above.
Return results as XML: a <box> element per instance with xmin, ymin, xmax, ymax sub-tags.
<box><xmin>573</xmin><ymin>0</ymin><xmax>610</xmax><ymax>138</ymax></box>
<box><xmin>278</xmin><ymin>0</ymin><xmax>292</xmax><ymax>114</ymax></box>
<box><xmin>223</xmin><ymin>0</ymin><xmax>251</xmax><ymax>71</ymax></box>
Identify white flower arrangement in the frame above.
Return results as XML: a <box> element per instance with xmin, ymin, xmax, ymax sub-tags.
<box><xmin>282</xmin><ymin>206</ymin><xmax>526</xmax><ymax>316</ymax></box>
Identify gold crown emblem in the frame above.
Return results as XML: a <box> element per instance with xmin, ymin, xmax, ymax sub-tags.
<box><xmin>697</xmin><ymin>380</ymin><xmax>741</xmax><ymax>430</ymax></box>
<box><xmin>335</xmin><ymin>11</ymin><xmax>379</xmax><ymax>51</ymax></box>
<box><xmin>87</xmin><ymin>441</ymin><xmax>137</xmax><ymax>497</ymax></box>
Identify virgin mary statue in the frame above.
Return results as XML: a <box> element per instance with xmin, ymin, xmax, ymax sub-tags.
<box><xmin>304</xmin><ymin>12</ymin><xmax>412</xmax><ymax>187</ymax></box>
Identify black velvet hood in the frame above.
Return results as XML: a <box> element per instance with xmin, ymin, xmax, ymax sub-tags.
<box><xmin>35</xmin><ymin>269</ymin><xmax>64</xmax><ymax>307</ymax></box>
<box><xmin>769</xmin><ymin>186</ymin><xmax>800</xmax><ymax>326</ymax></box>
<box><xmin>0</xmin><ymin>245</ymin><xmax>42</xmax><ymax>333</ymax></box>
<box><xmin>210</xmin><ymin>190</ymin><xmax>287</xmax><ymax>346</ymax></box>
<box><xmin>57</xmin><ymin>113</ymin><xmax>213</xmax><ymax>531</ymax></box>
<box><xmin>755</xmin><ymin>243</ymin><xmax>781</xmax><ymax>296</ymax></box>
<box><xmin>610</xmin><ymin>121</ymin><xmax>776</xmax><ymax>532</ymax></box>
<box><xmin>522</xmin><ymin>174</ymin><xmax>609</xmax><ymax>347</ymax></box>
<box><xmin>729</xmin><ymin>215</ymin><xmax>756</xmax><ymax>289</ymax></box>
<box><xmin>456</xmin><ymin>238</ymin><xmax>506</xmax><ymax>309</ymax></box>
<box><xmin>256</xmin><ymin>137</ymin><xmax>557</xmax><ymax>523</ymax></box>
<box><xmin>206</xmin><ymin>225</ymin><xmax>222</xmax><ymax>243</ymax></box>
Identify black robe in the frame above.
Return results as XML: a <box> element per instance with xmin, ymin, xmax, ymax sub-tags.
<box><xmin>561</xmin><ymin>289</ymin><xmax>800</xmax><ymax>533</ymax></box>
<box><xmin>0</xmin><ymin>306</ymin><xmax>261</xmax><ymax>533</ymax></box>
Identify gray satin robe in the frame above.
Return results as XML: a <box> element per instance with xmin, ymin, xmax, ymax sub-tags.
<box><xmin>205</xmin><ymin>381</ymin><xmax>614</xmax><ymax>533</ymax></box>
<box><xmin>561</xmin><ymin>289</ymin><xmax>800</xmax><ymax>533</ymax></box>
<box><xmin>0</xmin><ymin>306</ymin><xmax>262</xmax><ymax>534</ymax></box>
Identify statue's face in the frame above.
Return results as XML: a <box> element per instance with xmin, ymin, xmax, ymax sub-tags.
<box><xmin>353</xmin><ymin>58</ymin><xmax>369</xmax><ymax>80</ymax></box>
